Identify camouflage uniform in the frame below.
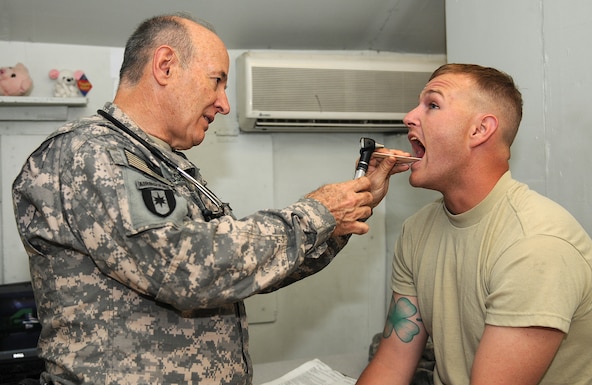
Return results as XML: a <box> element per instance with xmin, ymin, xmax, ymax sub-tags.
<box><xmin>12</xmin><ymin>103</ymin><xmax>349</xmax><ymax>385</ymax></box>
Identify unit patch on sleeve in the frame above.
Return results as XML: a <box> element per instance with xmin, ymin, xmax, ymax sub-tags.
<box><xmin>137</xmin><ymin>180</ymin><xmax>177</xmax><ymax>217</ymax></box>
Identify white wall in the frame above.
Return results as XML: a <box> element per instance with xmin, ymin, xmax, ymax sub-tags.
<box><xmin>1</xmin><ymin>42</ymin><xmax>118</xmax><ymax>283</ymax></box>
<box><xmin>444</xmin><ymin>0</ymin><xmax>592</xmax><ymax>233</ymax></box>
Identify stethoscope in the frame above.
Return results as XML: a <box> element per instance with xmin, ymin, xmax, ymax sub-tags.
<box><xmin>97</xmin><ymin>109</ymin><xmax>231</xmax><ymax>221</ymax></box>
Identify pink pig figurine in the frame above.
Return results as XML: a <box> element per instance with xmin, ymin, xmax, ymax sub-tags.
<box><xmin>0</xmin><ymin>63</ymin><xmax>34</xmax><ymax>96</ymax></box>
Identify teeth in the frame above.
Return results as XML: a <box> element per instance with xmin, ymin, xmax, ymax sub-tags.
<box><xmin>410</xmin><ymin>137</ymin><xmax>423</xmax><ymax>146</ymax></box>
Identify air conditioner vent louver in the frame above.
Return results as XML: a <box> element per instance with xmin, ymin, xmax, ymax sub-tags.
<box><xmin>251</xmin><ymin>67</ymin><xmax>428</xmax><ymax>114</ymax></box>
<box><xmin>253</xmin><ymin>119</ymin><xmax>405</xmax><ymax>132</ymax></box>
<box><xmin>237</xmin><ymin>52</ymin><xmax>445</xmax><ymax>133</ymax></box>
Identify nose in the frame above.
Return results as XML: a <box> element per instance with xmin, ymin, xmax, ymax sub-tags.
<box><xmin>215</xmin><ymin>90</ymin><xmax>230</xmax><ymax>115</ymax></box>
<box><xmin>403</xmin><ymin>105</ymin><xmax>419</xmax><ymax>128</ymax></box>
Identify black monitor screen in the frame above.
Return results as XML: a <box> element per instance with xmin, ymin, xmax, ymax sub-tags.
<box><xmin>0</xmin><ymin>281</ymin><xmax>41</xmax><ymax>362</ymax></box>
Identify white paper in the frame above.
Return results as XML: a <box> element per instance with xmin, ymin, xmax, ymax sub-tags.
<box><xmin>260</xmin><ymin>359</ymin><xmax>356</xmax><ymax>385</ymax></box>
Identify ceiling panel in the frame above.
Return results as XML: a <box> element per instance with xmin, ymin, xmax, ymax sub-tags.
<box><xmin>0</xmin><ymin>0</ymin><xmax>446</xmax><ymax>53</ymax></box>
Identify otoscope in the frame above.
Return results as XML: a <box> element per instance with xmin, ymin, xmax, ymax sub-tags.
<box><xmin>353</xmin><ymin>137</ymin><xmax>384</xmax><ymax>179</ymax></box>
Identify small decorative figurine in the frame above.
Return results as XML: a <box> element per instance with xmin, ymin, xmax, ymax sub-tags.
<box><xmin>49</xmin><ymin>69</ymin><xmax>92</xmax><ymax>98</ymax></box>
<box><xmin>0</xmin><ymin>63</ymin><xmax>34</xmax><ymax>96</ymax></box>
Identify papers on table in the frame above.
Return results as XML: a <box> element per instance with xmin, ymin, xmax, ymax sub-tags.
<box><xmin>260</xmin><ymin>359</ymin><xmax>356</xmax><ymax>385</ymax></box>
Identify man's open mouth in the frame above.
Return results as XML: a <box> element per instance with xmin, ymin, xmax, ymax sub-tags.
<box><xmin>409</xmin><ymin>136</ymin><xmax>425</xmax><ymax>158</ymax></box>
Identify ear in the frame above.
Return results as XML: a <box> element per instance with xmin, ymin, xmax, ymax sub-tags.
<box><xmin>469</xmin><ymin>114</ymin><xmax>498</xmax><ymax>148</ymax></box>
<box><xmin>48</xmin><ymin>69</ymin><xmax>59</xmax><ymax>80</ymax></box>
<box><xmin>152</xmin><ymin>45</ymin><xmax>177</xmax><ymax>86</ymax></box>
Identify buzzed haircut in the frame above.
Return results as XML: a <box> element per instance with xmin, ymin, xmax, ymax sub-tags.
<box><xmin>119</xmin><ymin>13</ymin><xmax>216</xmax><ymax>85</ymax></box>
<box><xmin>431</xmin><ymin>63</ymin><xmax>523</xmax><ymax>146</ymax></box>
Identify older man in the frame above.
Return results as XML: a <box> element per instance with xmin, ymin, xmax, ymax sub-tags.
<box><xmin>13</xmin><ymin>13</ymin><xmax>408</xmax><ymax>385</ymax></box>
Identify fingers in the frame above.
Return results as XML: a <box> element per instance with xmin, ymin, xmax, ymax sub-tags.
<box><xmin>306</xmin><ymin>179</ymin><xmax>373</xmax><ymax>211</ymax></box>
<box><xmin>306</xmin><ymin>179</ymin><xmax>374</xmax><ymax>236</ymax></box>
<box><xmin>369</xmin><ymin>155</ymin><xmax>410</xmax><ymax>176</ymax></box>
<box><xmin>306</xmin><ymin>146</ymin><xmax>414</xmax><ymax>237</ymax></box>
<box><xmin>368</xmin><ymin>149</ymin><xmax>414</xmax><ymax>176</ymax></box>
<box><xmin>333</xmin><ymin>218</ymin><xmax>370</xmax><ymax>236</ymax></box>
<box><xmin>362</xmin><ymin>148</ymin><xmax>416</xmax><ymax>207</ymax></box>
<box><xmin>374</xmin><ymin>148</ymin><xmax>413</xmax><ymax>158</ymax></box>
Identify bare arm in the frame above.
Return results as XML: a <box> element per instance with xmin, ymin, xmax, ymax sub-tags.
<box><xmin>356</xmin><ymin>292</ymin><xmax>428</xmax><ymax>385</ymax></box>
<box><xmin>470</xmin><ymin>325</ymin><xmax>564</xmax><ymax>385</ymax></box>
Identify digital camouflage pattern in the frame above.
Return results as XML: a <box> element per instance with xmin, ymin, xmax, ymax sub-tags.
<box><xmin>12</xmin><ymin>102</ymin><xmax>349</xmax><ymax>385</ymax></box>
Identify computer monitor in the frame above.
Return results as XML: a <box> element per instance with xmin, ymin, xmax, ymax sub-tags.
<box><xmin>0</xmin><ymin>281</ymin><xmax>44</xmax><ymax>383</ymax></box>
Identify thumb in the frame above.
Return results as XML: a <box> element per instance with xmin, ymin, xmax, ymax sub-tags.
<box><xmin>350</xmin><ymin>175</ymin><xmax>372</xmax><ymax>192</ymax></box>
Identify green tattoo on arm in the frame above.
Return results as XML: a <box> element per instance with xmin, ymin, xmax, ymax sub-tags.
<box><xmin>383</xmin><ymin>297</ymin><xmax>421</xmax><ymax>343</ymax></box>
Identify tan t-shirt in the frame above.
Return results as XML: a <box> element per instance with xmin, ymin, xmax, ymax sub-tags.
<box><xmin>392</xmin><ymin>172</ymin><xmax>592</xmax><ymax>385</ymax></box>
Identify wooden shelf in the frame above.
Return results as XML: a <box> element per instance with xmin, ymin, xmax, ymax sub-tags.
<box><xmin>0</xmin><ymin>96</ymin><xmax>87</xmax><ymax>106</ymax></box>
<box><xmin>0</xmin><ymin>96</ymin><xmax>88</xmax><ymax>121</ymax></box>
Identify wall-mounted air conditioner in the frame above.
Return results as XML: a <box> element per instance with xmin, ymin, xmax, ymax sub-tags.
<box><xmin>236</xmin><ymin>51</ymin><xmax>445</xmax><ymax>133</ymax></box>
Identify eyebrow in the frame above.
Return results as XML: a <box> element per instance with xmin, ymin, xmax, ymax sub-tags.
<box><xmin>420</xmin><ymin>88</ymin><xmax>444</xmax><ymax>99</ymax></box>
<box><xmin>217</xmin><ymin>71</ymin><xmax>228</xmax><ymax>81</ymax></box>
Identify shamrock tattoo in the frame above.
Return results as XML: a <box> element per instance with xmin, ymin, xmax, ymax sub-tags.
<box><xmin>384</xmin><ymin>297</ymin><xmax>421</xmax><ymax>343</ymax></box>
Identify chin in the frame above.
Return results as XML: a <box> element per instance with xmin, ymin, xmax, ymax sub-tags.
<box><xmin>191</xmin><ymin>128</ymin><xmax>207</xmax><ymax>146</ymax></box>
<box><xmin>193</xmin><ymin>135</ymin><xmax>206</xmax><ymax>147</ymax></box>
<box><xmin>409</xmin><ymin>173</ymin><xmax>426</xmax><ymax>189</ymax></box>
<box><xmin>409</xmin><ymin>179</ymin><xmax>422</xmax><ymax>188</ymax></box>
